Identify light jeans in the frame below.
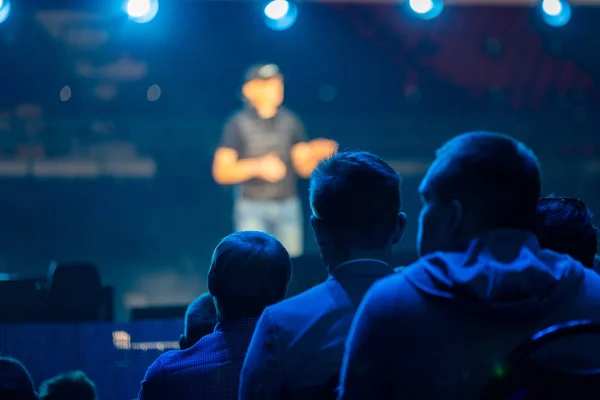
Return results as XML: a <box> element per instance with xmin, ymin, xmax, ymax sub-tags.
<box><xmin>234</xmin><ymin>196</ymin><xmax>303</xmax><ymax>257</ymax></box>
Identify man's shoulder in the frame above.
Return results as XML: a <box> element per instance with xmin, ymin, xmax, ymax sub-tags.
<box><xmin>365</xmin><ymin>262</ymin><xmax>424</xmax><ymax>299</ymax></box>
<box><xmin>267</xmin><ymin>281</ymin><xmax>333</xmax><ymax>319</ymax></box>
<box><xmin>146</xmin><ymin>348</ymin><xmax>183</xmax><ymax>378</ymax></box>
<box><xmin>152</xmin><ymin>334</ymin><xmax>228</xmax><ymax>376</ymax></box>
<box><xmin>277</xmin><ymin>106</ymin><xmax>298</xmax><ymax>119</ymax></box>
<box><xmin>394</xmin><ymin>265</ymin><xmax>409</xmax><ymax>273</ymax></box>
<box><xmin>226</xmin><ymin>108</ymin><xmax>248</xmax><ymax>124</ymax></box>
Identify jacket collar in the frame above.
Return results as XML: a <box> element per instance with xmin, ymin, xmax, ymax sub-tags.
<box><xmin>329</xmin><ymin>258</ymin><xmax>393</xmax><ymax>280</ymax></box>
<box><xmin>214</xmin><ymin>317</ymin><xmax>259</xmax><ymax>333</ymax></box>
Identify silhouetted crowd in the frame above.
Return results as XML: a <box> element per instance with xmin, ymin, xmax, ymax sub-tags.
<box><xmin>3</xmin><ymin>131</ymin><xmax>600</xmax><ymax>399</ymax></box>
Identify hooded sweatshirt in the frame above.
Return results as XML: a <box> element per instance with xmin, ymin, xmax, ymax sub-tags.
<box><xmin>338</xmin><ymin>229</ymin><xmax>600</xmax><ymax>400</ymax></box>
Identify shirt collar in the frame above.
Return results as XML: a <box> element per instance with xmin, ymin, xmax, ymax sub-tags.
<box><xmin>245</xmin><ymin>105</ymin><xmax>281</xmax><ymax>121</ymax></box>
<box><xmin>214</xmin><ymin>317</ymin><xmax>259</xmax><ymax>333</ymax></box>
<box><xmin>329</xmin><ymin>258</ymin><xmax>393</xmax><ymax>280</ymax></box>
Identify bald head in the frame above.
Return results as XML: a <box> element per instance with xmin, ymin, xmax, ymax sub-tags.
<box><xmin>418</xmin><ymin>132</ymin><xmax>541</xmax><ymax>255</ymax></box>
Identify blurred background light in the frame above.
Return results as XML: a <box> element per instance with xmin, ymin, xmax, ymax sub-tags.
<box><xmin>60</xmin><ymin>86</ymin><xmax>72</xmax><ymax>102</ymax></box>
<box><xmin>0</xmin><ymin>0</ymin><xmax>11</xmax><ymax>25</ymax></box>
<box><xmin>541</xmin><ymin>0</ymin><xmax>571</xmax><ymax>26</ymax></box>
<box><xmin>147</xmin><ymin>84</ymin><xmax>161</xmax><ymax>102</ymax></box>
<box><xmin>125</xmin><ymin>0</ymin><xmax>159</xmax><ymax>24</ymax></box>
<box><xmin>408</xmin><ymin>0</ymin><xmax>444</xmax><ymax>20</ymax></box>
<box><xmin>264</xmin><ymin>0</ymin><xmax>297</xmax><ymax>31</ymax></box>
<box><xmin>265</xmin><ymin>0</ymin><xmax>289</xmax><ymax>20</ymax></box>
<box><xmin>410</xmin><ymin>0</ymin><xmax>434</xmax><ymax>14</ymax></box>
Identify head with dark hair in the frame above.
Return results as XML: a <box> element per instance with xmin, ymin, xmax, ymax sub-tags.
<box><xmin>208</xmin><ymin>231</ymin><xmax>292</xmax><ymax>321</ymax></box>
<box><xmin>535</xmin><ymin>197</ymin><xmax>598</xmax><ymax>268</ymax></box>
<box><xmin>0</xmin><ymin>357</ymin><xmax>36</xmax><ymax>400</ymax></box>
<box><xmin>418</xmin><ymin>131</ymin><xmax>542</xmax><ymax>256</ymax></box>
<box><xmin>179</xmin><ymin>292</ymin><xmax>217</xmax><ymax>349</ymax></box>
<box><xmin>309</xmin><ymin>151</ymin><xmax>406</xmax><ymax>269</ymax></box>
<box><xmin>39</xmin><ymin>371</ymin><xmax>96</xmax><ymax>400</ymax></box>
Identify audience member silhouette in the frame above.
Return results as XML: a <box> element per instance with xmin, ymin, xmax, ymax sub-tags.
<box><xmin>0</xmin><ymin>357</ymin><xmax>37</xmax><ymax>400</ymax></box>
<box><xmin>39</xmin><ymin>371</ymin><xmax>97</xmax><ymax>400</ymax></box>
<box><xmin>139</xmin><ymin>231</ymin><xmax>292</xmax><ymax>400</ymax></box>
<box><xmin>179</xmin><ymin>292</ymin><xmax>217</xmax><ymax>350</ymax></box>
<box><xmin>240</xmin><ymin>151</ymin><xmax>406</xmax><ymax>399</ymax></box>
<box><xmin>535</xmin><ymin>196</ymin><xmax>598</xmax><ymax>269</ymax></box>
<box><xmin>339</xmin><ymin>132</ymin><xmax>600</xmax><ymax>399</ymax></box>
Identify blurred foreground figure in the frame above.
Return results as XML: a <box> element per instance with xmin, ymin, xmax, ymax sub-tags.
<box><xmin>212</xmin><ymin>63</ymin><xmax>337</xmax><ymax>257</ymax></box>
<box><xmin>179</xmin><ymin>292</ymin><xmax>217</xmax><ymax>350</ymax></box>
<box><xmin>39</xmin><ymin>371</ymin><xmax>97</xmax><ymax>400</ymax></box>
<box><xmin>139</xmin><ymin>231</ymin><xmax>292</xmax><ymax>400</ymax></box>
<box><xmin>339</xmin><ymin>132</ymin><xmax>600</xmax><ymax>399</ymax></box>
<box><xmin>535</xmin><ymin>196</ymin><xmax>598</xmax><ymax>269</ymax></box>
<box><xmin>0</xmin><ymin>357</ymin><xmax>37</xmax><ymax>400</ymax></box>
<box><xmin>240</xmin><ymin>151</ymin><xmax>406</xmax><ymax>399</ymax></box>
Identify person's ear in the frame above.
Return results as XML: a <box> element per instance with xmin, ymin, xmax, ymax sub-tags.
<box><xmin>391</xmin><ymin>212</ymin><xmax>408</xmax><ymax>245</ymax></box>
<box><xmin>179</xmin><ymin>334</ymin><xmax>187</xmax><ymax>350</ymax></box>
<box><xmin>449</xmin><ymin>199</ymin><xmax>463</xmax><ymax>235</ymax></box>
<box><xmin>241</xmin><ymin>81</ymin><xmax>256</xmax><ymax>102</ymax></box>
<box><xmin>311</xmin><ymin>215</ymin><xmax>330</xmax><ymax>248</ymax></box>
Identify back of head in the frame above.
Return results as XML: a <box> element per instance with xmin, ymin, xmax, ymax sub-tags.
<box><xmin>208</xmin><ymin>231</ymin><xmax>292</xmax><ymax>320</ymax></box>
<box><xmin>181</xmin><ymin>292</ymin><xmax>217</xmax><ymax>349</ymax></box>
<box><xmin>426</xmin><ymin>131</ymin><xmax>541</xmax><ymax>234</ymax></box>
<box><xmin>0</xmin><ymin>357</ymin><xmax>37</xmax><ymax>400</ymax></box>
<box><xmin>535</xmin><ymin>197</ymin><xmax>598</xmax><ymax>268</ymax></box>
<box><xmin>39</xmin><ymin>371</ymin><xmax>96</xmax><ymax>400</ymax></box>
<box><xmin>310</xmin><ymin>151</ymin><xmax>402</xmax><ymax>251</ymax></box>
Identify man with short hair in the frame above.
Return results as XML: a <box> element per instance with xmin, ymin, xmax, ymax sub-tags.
<box><xmin>212</xmin><ymin>63</ymin><xmax>337</xmax><ymax>257</ymax></box>
<box><xmin>0</xmin><ymin>357</ymin><xmax>37</xmax><ymax>400</ymax></box>
<box><xmin>239</xmin><ymin>151</ymin><xmax>406</xmax><ymax>399</ymax></box>
<box><xmin>39</xmin><ymin>371</ymin><xmax>96</xmax><ymax>400</ymax></box>
<box><xmin>179</xmin><ymin>292</ymin><xmax>217</xmax><ymax>350</ymax></box>
<box><xmin>535</xmin><ymin>196</ymin><xmax>598</xmax><ymax>269</ymax></box>
<box><xmin>139</xmin><ymin>231</ymin><xmax>292</xmax><ymax>400</ymax></box>
<box><xmin>339</xmin><ymin>132</ymin><xmax>600</xmax><ymax>399</ymax></box>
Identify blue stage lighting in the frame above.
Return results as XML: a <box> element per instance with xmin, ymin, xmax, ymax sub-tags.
<box><xmin>0</xmin><ymin>0</ymin><xmax>11</xmax><ymax>25</ymax></box>
<box><xmin>408</xmin><ymin>0</ymin><xmax>443</xmax><ymax>20</ymax></box>
<box><xmin>124</xmin><ymin>0</ymin><xmax>159</xmax><ymax>24</ymax></box>
<box><xmin>540</xmin><ymin>0</ymin><xmax>571</xmax><ymax>26</ymax></box>
<box><xmin>264</xmin><ymin>0</ymin><xmax>297</xmax><ymax>31</ymax></box>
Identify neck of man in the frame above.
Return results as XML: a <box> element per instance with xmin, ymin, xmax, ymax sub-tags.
<box><xmin>325</xmin><ymin>248</ymin><xmax>392</xmax><ymax>274</ymax></box>
<box><xmin>254</xmin><ymin>104</ymin><xmax>278</xmax><ymax>119</ymax></box>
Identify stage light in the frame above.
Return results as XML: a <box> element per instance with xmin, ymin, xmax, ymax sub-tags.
<box><xmin>0</xmin><ymin>0</ymin><xmax>11</xmax><ymax>25</ymax></box>
<box><xmin>264</xmin><ymin>0</ymin><xmax>297</xmax><ymax>31</ymax></box>
<box><xmin>124</xmin><ymin>0</ymin><xmax>159</xmax><ymax>24</ymax></box>
<box><xmin>410</xmin><ymin>0</ymin><xmax>433</xmax><ymax>14</ymax></box>
<box><xmin>408</xmin><ymin>0</ymin><xmax>443</xmax><ymax>20</ymax></box>
<box><xmin>265</xmin><ymin>0</ymin><xmax>289</xmax><ymax>20</ymax></box>
<box><xmin>540</xmin><ymin>0</ymin><xmax>571</xmax><ymax>26</ymax></box>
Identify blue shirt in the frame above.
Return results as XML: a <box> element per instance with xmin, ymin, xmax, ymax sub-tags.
<box><xmin>239</xmin><ymin>259</ymin><xmax>393</xmax><ymax>400</ymax></box>
<box><xmin>139</xmin><ymin>318</ymin><xmax>258</xmax><ymax>400</ymax></box>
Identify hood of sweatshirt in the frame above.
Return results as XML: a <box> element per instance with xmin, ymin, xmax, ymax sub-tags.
<box><xmin>404</xmin><ymin>229</ymin><xmax>585</xmax><ymax>317</ymax></box>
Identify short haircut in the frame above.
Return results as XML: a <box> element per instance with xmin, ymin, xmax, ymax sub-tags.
<box><xmin>39</xmin><ymin>371</ymin><xmax>96</xmax><ymax>400</ymax></box>
<box><xmin>0</xmin><ymin>357</ymin><xmax>36</xmax><ymax>400</ymax></box>
<box><xmin>310</xmin><ymin>151</ymin><xmax>401</xmax><ymax>249</ymax></box>
<box><xmin>536</xmin><ymin>197</ymin><xmax>598</xmax><ymax>268</ymax></box>
<box><xmin>183</xmin><ymin>292</ymin><xmax>217</xmax><ymax>347</ymax></box>
<box><xmin>428</xmin><ymin>131</ymin><xmax>541</xmax><ymax>231</ymax></box>
<box><xmin>208</xmin><ymin>231</ymin><xmax>292</xmax><ymax>320</ymax></box>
